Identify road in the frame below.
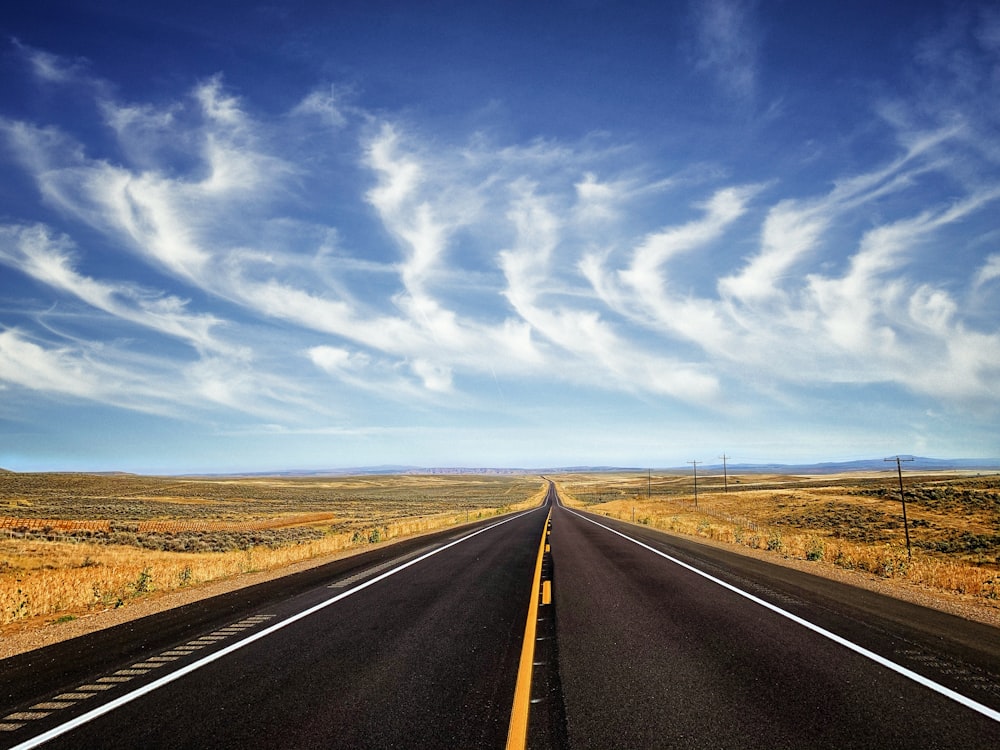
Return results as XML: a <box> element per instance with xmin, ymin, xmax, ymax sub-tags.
<box><xmin>2</xmin><ymin>483</ymin><xmax>999</xmax><ymax>749</ymax></box>
<box><xmin>548</xmin><ymin>499</ymin><xmax>1000</xmax><ymax>749</ymax></box>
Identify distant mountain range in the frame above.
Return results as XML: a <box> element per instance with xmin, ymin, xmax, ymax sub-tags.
<box><xmin>179</xmin><ymin>457</ymin><xmax>1000</xmax><ymax>477</ymax></box>
<box><xmin>696</xmin><ymin>457</ymin><xmax>1000</xmax><ymax>474</ymax></box>
<box><xmin>2</xmin><ymin>457</ymin><xmax>997</xmax><ymax>477</ymax></box>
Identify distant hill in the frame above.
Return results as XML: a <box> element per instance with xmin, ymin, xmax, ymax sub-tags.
<box><xmin>188</xmin><ymin>457</ymin><xmax>1000</xmax><ymax>477</ymax></box>
<box><xmin>709</xmin><ymin>457</ymin><xmax>1000</xmax><ymax>473</ymax></box>
<box><xmin>6</xmin><ymin>457</ymin><xmax>998</xmax><ymax>478</ymax></box>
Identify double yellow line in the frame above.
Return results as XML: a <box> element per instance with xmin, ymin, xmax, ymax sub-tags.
<box><xmin>505</xmin><ymin>509</ymin><xmax>552</xmax><ymax>750</ymax></box>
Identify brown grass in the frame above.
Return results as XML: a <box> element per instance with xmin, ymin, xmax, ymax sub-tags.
<box><xmin>0</xmin><ymin>473</ymin><xmax>546</xmax><ymax>629</ymax></box>
<box><xmin>554</xmin><ymin>471</ymin><xmax>1000</xmax><ymax>606</ymax></box>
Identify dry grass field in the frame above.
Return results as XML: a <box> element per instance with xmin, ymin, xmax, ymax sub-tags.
<box><xmin>0</xmin><ymin>473</ymin><xmax>546</xmax><ymax>631</ymax></box>
<box><xmin>554</xmin><ymin>470</ymin><xmax>1000</xmax><ymax>613</ymax></box>
<box><xmin>4</xmin><ymin>469</ymin><xmax>998</xmax><ymax>641</ymax></box>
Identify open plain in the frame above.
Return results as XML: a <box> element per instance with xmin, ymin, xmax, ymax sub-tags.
<box><xmin>3</xmin><ymin>468</ymin><xmax>999</xmax><ymax>660</ymax></box>
<box><xmin>0</xmin><ymin>472</ymin><xmax>545</xmax><ymax>649</ymax></box>
<box><xmin>3</xmin><ymin>482</ymin><xmax>999</xmax><ymax>749</ymax></box>
<box><xmin>554</xmin><ymin>470</ymin><xmax>1000</xmax><ymax>625</ymax></box>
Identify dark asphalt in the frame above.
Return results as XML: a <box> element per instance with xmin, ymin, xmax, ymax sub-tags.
<box><xmin>1</xmin><ymin>507</ymin><xmax>548</xmax><ymax>749</ymax></box>
<box><xmin>550</xmin><ymin>500</ymin><xmax>1000</xmax><ymax>749</ymax></box>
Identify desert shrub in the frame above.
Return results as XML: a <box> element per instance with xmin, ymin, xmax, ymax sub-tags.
<box><xmin>806</xmin><ymin>538</ymin><xmax>825</xmax><ymax>561</ymax></box>
<box><xmin>766</xmin><ymin>531</ymin><xmax>783</xmax><ymax>552</ymax></box>
<box><xmin>130</xmin><ymin>567</ymin><xmax>153</xmax><ymax>594</ymax></box>
<box><xmin>918</xmin><ymin>532</ymin><xmax>1000</xmax><ymax>556</ymax></box>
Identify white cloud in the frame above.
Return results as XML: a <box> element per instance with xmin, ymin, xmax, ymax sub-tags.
<box><xmin>691</xmin><ymin>0</ymin><xmax>760</xmax><ymax>100</ymax></box>
<box><xmin>2</xmin><ymin>43</ymin><xmax>998</xmax><ymax>427</ymax></box>
<box><xmin>0</xmin><ymin>329</ymin><xmax>103</xmax><ymax>398</ymax></box>
<box><xmin>974</xmin><ymin>252</ymin><xmax>1000</xmax><ymax>288</ymax></box>
<box><xmin>14</xmin><ymin>40</ymin><xmax>82</xmax><ymax>83</ymax></box>
<box><xmin>411</xmin><ymin>358</ymin><xmax>453</xmax><ymax>392</ymax></box>
<box><xmin>291</xmin><ymin>87</ymin><xmax>349</xmax><ymax>128</ymax></box>
<box><xmin>0</xmin><ymin>223</ymin><xmax>236</xmax><ymax>356</ymax></box>
<box><xmin>308</xmin><ymin>345</ymin><xmax>369</xmax><ymax>374</ymax></box>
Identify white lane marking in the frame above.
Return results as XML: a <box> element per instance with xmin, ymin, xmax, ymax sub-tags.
<box><xmin>10</xmin><ymin>507</ymin><xmax>543</xmax><ymax>750</ymax></box>
<box><xmin>0</xmin><ymin>612</ymin><xmax>285</xmax><ymax>729</ymax></box>
<box><xmin>566</xmin><ymin>507</ymin><xmax>1000</xmax><ymax>724</ymax></box>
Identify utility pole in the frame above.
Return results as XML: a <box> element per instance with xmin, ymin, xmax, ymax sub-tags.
<box><xmin>647</xmin><ymin>468</ymin><xmax>651</xmax><ymax>500</ymax></box>
<box><xmin>719</xmin><ymin>454</ymin><xmax>730</xmax><ymax>493</ymax></box>
<box><xmin>687</xmin><ymin>460</ymin><xmax>700</xmax><ymax>506</ymax></box>
<box><xmin>884</xmin><ymin>456</ymin><xmax>914</xmax><ymax>559</ymax></box>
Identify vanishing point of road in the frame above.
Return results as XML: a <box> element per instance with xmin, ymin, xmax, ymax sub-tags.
<box><xmin>2</xmin><ymin>482</ymin><xmax>999</xmax><ymax>749</ymax></box>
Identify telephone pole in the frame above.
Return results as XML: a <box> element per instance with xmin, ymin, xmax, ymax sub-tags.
<box><xmin>687</xmin><ymin>460</ymin><xmax>701</xmax><ymax>506</ymax></box>
<box><xmin>647</xmin><ymin>468</ymin><xmax>651</xmax><ymax>500</ymax></box>
<box><xmin>719</xmin><ymin>454</ymin><xmax>730</xmax><ymax>493</ymax></box>
<box><xmin>884</xmin><ymin>456</ymin><xmax>914</xmax><ymax>559</ymax></box>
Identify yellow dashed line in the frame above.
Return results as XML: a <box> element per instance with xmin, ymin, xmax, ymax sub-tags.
<box><xmin>54</xmin><ymin>693</ymin><xmax>95</xmax><ymax>700</ymax></box>
<box><xmin>506</xmin><ymin>509</ymin><xmax>552</xmax><ymax>750</ymax></box>
<box><xmin>0</xmin><ymin>721</ymin><xmax>26</xmax><ymax>731</ymax></box>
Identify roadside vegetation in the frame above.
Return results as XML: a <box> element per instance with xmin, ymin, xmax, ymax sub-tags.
<box><xmin>555</xmin><ymin>471</ymin><xmax>1000</xmax><ymax>608</ymax></box>
<box><xmin>0</xmin><ymin>473</ymin><xmax>546</xmax><ymax>629</ymax></box>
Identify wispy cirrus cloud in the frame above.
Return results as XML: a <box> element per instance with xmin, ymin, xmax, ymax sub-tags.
<box><xmin>690</xmin><ymin>0</ymin><xmax>761</xmax><ymax>101</ymax></box>
<box><xmin>0</xmin><ymin>224</ymin><xmax>237</xmax><ymax>357</ymax></box>
<box><xmin>1</xmin><ymin>31</ymin><xmax>998</xmax><ymax>438</ymax></box>
<box><xmin>0</xmin><ymin>328</ymin><xmax>106</xmax><ymax>399</ymax></box>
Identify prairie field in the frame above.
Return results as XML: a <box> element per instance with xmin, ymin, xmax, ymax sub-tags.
<box><xmin>554</xmin><ymin>470</ymin><xmax>1000</xmax><ymax>611</ymax></box>
<box><xmin>0</xmin><ymin>472</ymin><xmax>546</xmax><ymax>631</ymax></box>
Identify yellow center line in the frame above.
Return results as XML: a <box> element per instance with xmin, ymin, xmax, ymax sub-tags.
<box><xmin>506</xmin><ymin>508</ymin><xmax>552</xmax><ymax>750</ymax></box>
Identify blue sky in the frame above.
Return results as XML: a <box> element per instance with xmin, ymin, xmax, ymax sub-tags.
<box><xmin>0</xmin><ymin>1</ymin><xmax>998</xmax><ymax>473</ymax></box>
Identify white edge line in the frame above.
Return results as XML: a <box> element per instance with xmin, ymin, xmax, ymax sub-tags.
<box><xmin>11</xmin><ymin>507</ymin><xmax>544</xmax><ymax>750</ymax></box>
<box><xmin>566</xmin><ymin>507</ymin><xmax>1000</xmax><ymax>724</ymax></box>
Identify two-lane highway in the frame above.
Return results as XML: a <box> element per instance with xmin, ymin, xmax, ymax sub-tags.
<box><xmin>4</xmin><ymin>482</ymin><xmax>1000</xmax><ymax>749</ymax></box>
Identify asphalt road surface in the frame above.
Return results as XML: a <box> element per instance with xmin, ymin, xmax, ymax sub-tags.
<box><xmin>3</xmin><ymin>485</ymin><xmax>999</xmax><ymax>749</ymax></box>
<box><xmin>548</xmin><ymin>500</ymin><xmax>1000</xmax><ymax>749</ymax></box>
